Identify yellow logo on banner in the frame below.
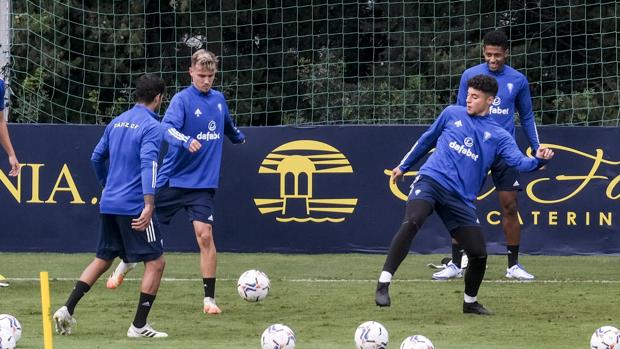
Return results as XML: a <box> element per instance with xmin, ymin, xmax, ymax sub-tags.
<box><xmin>254</xmin><ymin>140</ymin><xmax>357</xmax><ymax>223</ymax></box>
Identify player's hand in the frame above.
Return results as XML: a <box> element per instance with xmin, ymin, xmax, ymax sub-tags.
<box><xmin>390</xmin><ymin>167</ymin><xmax>404</xmax><ymax>184</ymax></box>
<box><xmin>535</xmin><ymin>147</ymin><xmax>554</xmax><ymax>160</ymax></box>
<box><xmin>188</xmin><ymin>139</ymin><xmax>202</xmax><ymax>153</ymax></box>
<box><xmin>131</xmin><ymin>204</ymin><xmax>154</xmax><ymax>231</ymax></box>
<box><xmin>8</xmin><ymin>155</ymin><xmax>20</xmax><ymax>177</ymax></box>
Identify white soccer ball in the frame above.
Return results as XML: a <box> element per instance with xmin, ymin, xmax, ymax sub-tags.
<box><xmin>354</xmin><ymin>321</ymin><xmax>389</xmax><ymax>349</ymax></box>
<box><xmin>261</xmin><ymin>324</ymin><xmax>296</xmax><ymax>349</ymax></box>
<box><xmin>0</xmin><ymin>328</ymin><xmax>16</xmax><ymax>349</ymax></box>
<box><xmin>400</xmin><ymin>334</ymin><xmax>434</xmax><ymax>349</ymax></box>
<box><xmin>591</xmin><ymin>326</ymin><xmax>620</xmax><ymax>349</ymax></box>
<box><xmin>237</xmin><ymin>269</ymin><xmax>270</xmax><ymax>302</ymax></box>
<box><xmin>0</xmin><ymin>315</ymin><xmax>21</xmax><ymax>342</ymax></box>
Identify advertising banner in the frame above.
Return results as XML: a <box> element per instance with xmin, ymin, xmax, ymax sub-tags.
<box><xmin>0</xmin><ymin>125</ymin><xmax>618</xmax><ymax>254</ymax></box>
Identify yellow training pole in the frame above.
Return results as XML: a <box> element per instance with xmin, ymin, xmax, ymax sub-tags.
<box><xmin>40</xmin><ymin>271</ymin><xmax>54</xmax><ymax>349</ymax></box>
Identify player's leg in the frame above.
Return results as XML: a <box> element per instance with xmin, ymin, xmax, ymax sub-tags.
<box><xmin>375</xmin><ymin>197</ymin><xmax>433</xmax><ymax>307</ymax></box>
<box><xmin>193</xmin><ymin>220</ymin><xmax>221</xmax><ymax>314</ymax></box>
<box><xmin>493</xmin><ymin>161</ymin><xmax>535</xmax><ymax>280</ymax></box>
<box><xmin>54</xmin><ymin>214</ymin><xmax>119</xmax><ymax>335</ymax></box>
<box><xmin>452</xmin><ymin>226</ymin><xmax>491</xmax><ymax>315</ymax></box>
<box><xmin>120</xmin><ymin>216</ymin><xmax>168</xmax><ymax>338</ymax></box>
<box><xmin>106</xmin><ymin>260</ymin><xmax>137</xmax><ymax>289</ymax></box>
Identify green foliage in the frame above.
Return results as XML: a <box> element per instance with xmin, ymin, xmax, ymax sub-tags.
<box><xmin>1</xmin><ymin>253</ymin><xmax>619</xmax><ymax>348</ymax></box>
<box><xmin>7</xmin><ymin>1</ymin><xmax>620</xmax><ymax>126</ymax></box>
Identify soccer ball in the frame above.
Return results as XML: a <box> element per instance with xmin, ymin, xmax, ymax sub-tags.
<box><xmin>400</xmin><ymin>334</ymin><xmax>434</xmax><ymax>349</ymax></box>
<box><xmin>261</xmin><ymin>324</ymin><xmax>296</xmax><ymax>349</ymax></box>
<box><xmin>354</xmin><ymin>321</ymin><xmax>389</xmax><ymax>349</ymax></box>
<box><xmin>591</xmin><ymin>326</ymin><xmax>620</xmax><ymax>349</ymax></box>
<box><xmin>237</xmin><ymin>269</ymin><xmax>270</xmax><ymax>302</ymax></box>
<box><xmin>0</xmin><ymin>328</ymin><xmax>16</xmax><ymax>349</ymax></box>
<box><xmin>0</xmin><ymin>315</ymin><xmax>21</xmax><ymax>342</ymax></box>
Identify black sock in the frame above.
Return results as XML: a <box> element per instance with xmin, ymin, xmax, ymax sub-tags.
<box><xmin>65</xmin><ymin>280</ymin><xmax>91</xmax><ymax>315</ymax></box>
<box><xmin>464</xmin><ymin>256</ymin><xmax>487</xmax><ymax>298</ymax></box>
<box><xmin>507</xmin><ymin>245</ymin><xmax>519</xmax><ymax>267</ymax></box>
<box><xmin>133</xmin><ymin>292</ymin><xmax>156</xmax><ymax>329</ymax></box>
<box><xmin>451</xmin><ymin>243</ymin><xmax>463</xmax><ymax>268</ymax></box>
<box><xmin>203</xmin><ymin>278</ymin><xmax>216</xmax><ymax>298</ymax></box>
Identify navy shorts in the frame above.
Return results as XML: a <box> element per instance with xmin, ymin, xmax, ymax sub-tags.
<box><xmin>490</xmin><ymin>157</ymin><xmax>522</xmax><ymax>191</ymax></box>
<box><xmin>408</xmin><ymin>176</ymin><xmax>480</xmax><ymax>232</ymax></box>
<box><xmin>155</xmin><ymin>187</ymin><xmax>215</xmax><ymax>225</ymax></box>
<box><xmin>96</xmin><ymin>214</ymin><xmax>163</xmax><ymax>263</ymax></box>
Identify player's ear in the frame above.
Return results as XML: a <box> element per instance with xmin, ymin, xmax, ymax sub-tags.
<box><xmin>486</xmin><ymin>94</ymin><xmax>494</xmax><ymax>105</ymax></box>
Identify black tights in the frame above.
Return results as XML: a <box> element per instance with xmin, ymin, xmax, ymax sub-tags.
<box><xmin>381</xmin><ymin>200</ymin><xmax>433</xmax><ymax>274</ymax></box>
<box><xmin>452</xmin><ymin>226</ymin><xmax>487</xmax><ymax>298</ymax></box>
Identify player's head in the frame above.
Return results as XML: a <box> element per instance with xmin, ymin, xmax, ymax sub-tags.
<box><xmin>134</xmin><ymin>73</ymin><xmax>166</xmax><ymax>108</ymax></box>
<box><xmin>482</xmin><ymin>30</ymin><xmax>509</xmax><ymax>72</ymax></box>
<box><xmin>190</xmin><ymin>49</ymin><xmax>219</xmax><ymax>93</ymax></box>
<box><xmin>466</xmin><ymin>74</ymin><xmax>498</xmax><ymax>116</ymax></box>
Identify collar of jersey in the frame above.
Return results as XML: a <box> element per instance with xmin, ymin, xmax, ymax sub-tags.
<box><xmin>190</xmin><ymin>84</ymin><xmax>213</xmax><ymax>96</ymax></box>
<box><xmin>132</xmin><ymin>104</ymin><xmax>158</xmax><ymax>120</ymax></box>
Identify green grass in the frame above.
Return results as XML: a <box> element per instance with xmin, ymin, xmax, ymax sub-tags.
<box><xmin>0</xmin><ymin>253</ymin><xmax>619</xmax><ymax>348</ymax></box>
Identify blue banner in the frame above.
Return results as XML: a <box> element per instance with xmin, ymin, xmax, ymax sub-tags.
<box><xmin>0</xmin><ymin>125</ymin><xmax>618</xmax><ymax>254</ymax></box>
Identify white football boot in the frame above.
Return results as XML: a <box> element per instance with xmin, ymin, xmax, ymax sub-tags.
<box><xmin>127</xmin><ymin>323</ymin><xmax>168</xmax><ymax>338</ymax></box>
<box><xmin>53</xmin><ymin>306</ymin><xmax>77</xmax><ymax>335</ymax></box>
<box><xmin>505</xmin><ymin>264</ymin><xmax>535</xmax><ymax>280</ymax></box>
<box><xmin>432</xmin><ymin>261</ymin><xmax>463</xmax><ymax>280</ymax></box>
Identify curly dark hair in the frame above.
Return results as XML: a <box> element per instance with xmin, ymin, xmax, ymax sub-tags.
<box><xmin>483</xmin><ymin>30</ymin><xmax>509</xmax><ymax>50</ymax></box>
<box><xmin>467</xmin><ymin>74</ymin><xmax>498</xmax><ymax>97</ymax></box>
<box><xmin>134</xmin><ymin>74</ymin><xmax>166</xmax><ymax>103</ymax></box>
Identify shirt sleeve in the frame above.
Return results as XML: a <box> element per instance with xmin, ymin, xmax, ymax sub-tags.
<box><xmin>456</xmin><ymin>72</ymin><xmax>468</xmax><ymax>106</ymax></box>
<box><xmin>398</xmin><ymin>108</ymin><xmax>449</xmax><ymax>171</ymax></box>
<box><xmin>515</xmin><ymin>77</ymin><xmax>540</xmax><ymax>150</ymax></box>
<box><xmin>0</xmin><ymin>80</ymin><xmax>5</xmax><ymax>112</ymax></box>
<box><xmin>223</xmin><ymin>102</ymin><xmax>245</xmax><ymax>144</ymax></box>
<box><xmin>91</xmin><ymin>126</ymin><xmax>110</xmax><ymax>187</ymax></box>
<box><xmin>162</xmin><ymin>94</ymin><xmax>193</xmax><ymax>149</ymax></box>
<box><xmin>496</xmin><ymin>131</ymin><xmax>544</xmax><ymax>172</ymax></box>
<box><xmin>140</xmin><ymin>123</ymin><xmax>161</xmax><ymax>196</ymax></box>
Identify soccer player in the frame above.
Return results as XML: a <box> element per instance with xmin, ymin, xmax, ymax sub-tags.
<box><xmin>53</xmin><ymin>74</ymin><xmax>168</xmax><ymax>338</ymax></box>
<box><xmin>374</xmin><ymin>75</ymin><xmax>553</xmax><ymax>315</ymax></box>
<box><xmin>107</xmin><ymin>50</ymin><xmax>245</xmax><ymax>315</ymax></box>
<box><xmin>0</xmin><ymin>77</ymin><xmax>20</xmax><ymax>288</ymax></box>
<box><xmin>433</xmin><ymin>30</ymin><xmax>540</xmax><ymax>281</ymax></box>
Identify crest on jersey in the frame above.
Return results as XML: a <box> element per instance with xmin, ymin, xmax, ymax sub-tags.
<box><xmin>194</xmin><ymin>108</ymin><xmax>203</xmax><ymax>117</ymax></box>
<box><xmin>464</xmin><ymin>137</ymin><xmax>474</xmax><ymax>147</ymax></box>
<box><xmin>507</xmin><ymin>83</ymin><xmax>514</xmax><ymax>94</ymax></box>
<box><xmin>217</xmin><ymin>103</ymin><xmax>222</xmax><ymax>113</ymax></box>
<box><xmin>483</xmin><ymin>131</ymin><xmax>492</xmax><ymax>141</ymax></box>
<box><xmin>454</xmin><ymin>120</ymin><xmax>463</xmax><ymax>128</ymax></box>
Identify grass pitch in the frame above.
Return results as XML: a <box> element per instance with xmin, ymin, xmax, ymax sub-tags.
<box><xmin>0</xmin><ymin>253</ymin><xmax>619</xmax><ymax>348</ymax></box>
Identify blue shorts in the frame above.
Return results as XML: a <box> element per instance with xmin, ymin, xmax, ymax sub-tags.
<box><xmin>408</xmin><ymin>176</ymin><xmax>480</xmax><ymax>232</ymax></box>
<box><xmin>155</xmin><ymin>187</ymin><xmax>215</xmax><ymax>225</ymax></box>
<box><xmin>490</xmin><ymin>157</ymin><xmax>522</xmax><ymax>191</ymax></box>
<box><xmin>96</xmin><ymin>214</ymin><xmax>163</xmax><ymax>263</ymax></box>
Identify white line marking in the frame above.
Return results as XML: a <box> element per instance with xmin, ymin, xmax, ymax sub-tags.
<box><xmin>8</xmin><ymin>277</ymin><xmax>620</xmax><ymax>284</ymax></box>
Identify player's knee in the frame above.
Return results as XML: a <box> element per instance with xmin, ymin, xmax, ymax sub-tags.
<box><xmin>501</xmin><ymin>200</ymin><xmax>518</xmax><ymax>217</ymax></box>
<box><xmin>195</xmin><ymin>227</ymin><xmax>214</xmax><ymax>248</ymax></box>
<box><xmin>147</xmin><ymin>256</ymin><xmax>165</xmax><ymax>274</ymax></box>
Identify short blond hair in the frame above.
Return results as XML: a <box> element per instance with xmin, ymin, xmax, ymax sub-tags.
<box><xmin>191</xmin><ymin>49</ymin><xmax>219</xmax><ymax>71</ymax></box>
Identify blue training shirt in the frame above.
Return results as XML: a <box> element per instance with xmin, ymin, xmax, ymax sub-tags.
<box><xmin>91</xmin><ymin>104</ymin><xmax>162</xmax><ymax>215</ymax></box>
<box><xmin>0</xmin><ymin>79</ymin><xmax>5</xmax><ymax>111</ymax></box>
<box><xmin>457</xmin><ymin>63</ymin><xmax>540</xmax><ymax>150</ymax></box>
<box><xmin>398</xmin><ymin>105</ymin><xmax>544</xmax><ymax>207</ymax></box>
<box><xmin>158</xmin><ymin>85</ymin><xmax>245</xmax><ymax>189</ymax></box>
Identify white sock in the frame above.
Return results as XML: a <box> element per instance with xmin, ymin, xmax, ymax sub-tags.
<box><xmin>378</xmin><ymin>271</ymin><xmax>392</xmax><ymax>283</ymax></box>
<box><xmin>114</xmin><ymin>261</ymin><xmax>137</xmax><ymax>276</ymax></box>
<box><xmin>464</xmin><ymin>293</ymin><xmax>477</xmax><ymax>303</ymax></box>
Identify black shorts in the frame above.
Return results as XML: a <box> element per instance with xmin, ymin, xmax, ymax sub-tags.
<box><xmin>490</xmin><ymin>157</ymin><xmax>522</xmax><ymax>191</ymax></box>
<box><xmin>408</xmin><ymin>176</ymin><xmax>480</xmax><ymax>232</ymax></box>
<box><xmin>96</xmin><ymin>214</ymin><xmax>163</xmax><ymax>263</ymax></box>
<box><xmin>155</xmin><ymin>187</ymin><xmax>215</xmax><ymax>225</ymax></box>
